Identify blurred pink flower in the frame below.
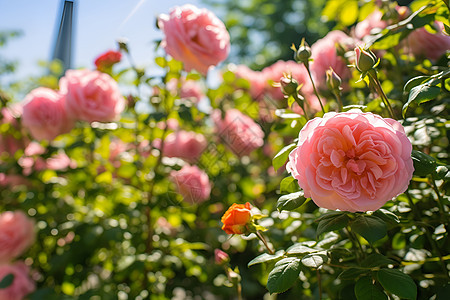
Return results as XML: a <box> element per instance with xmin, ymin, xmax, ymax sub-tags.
<box><xmin>46</xmin><ymin>152</ymin><xmax>75</xmax><ymax>170</ymax></box>
<box><xmin>310</xmin><ymin>31</ymin><xmax>355</xmax><ymax>89</ymax></box>
<box><xmin>60</xmin><ymin>69</ymin><xmax>125</xmax><ymax>122</ymax></box>
<box><xmin>163</xmin><ymin>131</ymin><xmax>207</xmax><ymax>162</ymax></box>
<box><xmin>212</xmin><ymin>109</ymin><xmax>264</xmax><ymax>157</ymax></box>
<box><xmin>0</xmin><ymin>107</ymin><xmax>28</xmax><ymax>157</ymax></box>
<box><xmin>22</xmin><ymin>87</ymin><xmax>73</xmax><ymax>141</ymax></box>
<box><xmin>94</xmin><ymin>49</ymin><xmax>122</xmax><ymax>70</ymax></box>
<box><xmin>287</xmin><ymin>110</ymin><xmax>414</xmax><ymax>212</ymax></box>
<box><xmin>170</xmin><ymin>165</ymin><xmax>211</xmax><ymax>204</ymax></box>
<box><xmin>0</xmin><ymin>211</ymin><xmax>35</xmax><ymax>263</ymax></box>
<box><xmin>158</xmin><ymin>4</ymin><xmax>230</xmax><ymax>75</ymax></box>
<box><xmin>407</xmin><ymin>22</ymin><xmax>450</xmax><ymax>61</ymax></box>
<box><xmin>167</xmin><ymin>78</ymin><xmax>204</xmax><ymax>103</ymax></box>
<box><xmin>0</xmin><ymin>262</ymin><xmax>35</xmax><ymax>300</ymax></box>
<box><xmin>232</xmin><ymin>64</ymin><xmax>266</xmax><ymax>100</ymax></box>
<box><xmin>214</xmin><ymin>249</ymin><xmax>229</xmax><ymax>265</ymax></box>
<box><xmin>354</xmin><ymin>10</ymin><xmax>387</xmax><ymax>40</ymax></box>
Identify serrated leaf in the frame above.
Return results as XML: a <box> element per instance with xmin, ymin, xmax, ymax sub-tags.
<box><xmin>339</xmin><ymin>268</ymin><xmax>369</xmax><ymax>280</ymax></box>
<box><xmin>267</xmin><ymin>257</ymin><xmax>301</xmax><ymax>294</ymax></box>
<box><xmin>377</xmin><ymin>269</ymin><xmax>417</xmax><ymax>300</ymax></box>
<box><xmin>0</xmin><ymin>273</ymin><xmax>14</xmax><ymax>289</ymax></box>
<box><xmin>316</xmin><ymin>213</ymin><xmax>350</xmax><ymax>238</ymax></box>
<box><xmin>301</xmin><ymin>251</ymin><xmax>328</xmax><ymax>268</ymax></box>
<box><xmin>350</xmin><ymin>215</ymin><xmax>387</xmax><ymax>244</ymax></box>
<box><xmin>248</xmin><ymin>251</ymin><xmax>284</xmax><ymax>267</ymax></box>
<box><xmin>361</xmin><ymin>253</ymin><xmax>395</xmax><ymax>268</ymax></box>
<box><xmin>277</xmin><ymin>191</ymin><xmax>307</xmax><ymax>212</ymax></box>
<box><xmin>402</xmin><ymin>84</ymin><xmax>440</xmax><ymax>117</ymax></box>
<box><xmin>411</xmin><ymin>150</ymin><xmax>437</xmax><ymax>176</ymax></box>
<box><xmin>286</xmin><ymin>244</ymin><xmax>317</xmax><ymax>255</ymax></box>
<box><xmin>273</xmin><ymin>143</ymin><xmax>296</xmax><ymax>171</ymax></box>
<box><xmin>355</xmin><ymin>276</ymin><xmax>388</xmax><ymax>300</ymax></box>
<box><xmin>280</xmin><ymin>176</ymin><xmax>297</xmax><ymax>193</ymax></box>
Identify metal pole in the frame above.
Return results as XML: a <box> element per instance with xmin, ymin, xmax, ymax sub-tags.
<box><xmin>51</xmin><ymin>0</ymin><xmax>75</xmax><ymax>74</ymax></box>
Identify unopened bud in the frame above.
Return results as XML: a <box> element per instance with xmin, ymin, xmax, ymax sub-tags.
<box><xmin>355</xmin><ymin>47</ymin><xmax>377</xmax><ymax>73</ymax></box>
<box><xmin>214</xmin><ymin>249</ymin><xmax>230</xmax><ymax>265</ymax></box>
<box><xmin>326</xmin><ymin>68</ymin><xmax>342</xmax><ymax>92</ymax></box>
<box><xmin>279</xmin><ymin>75</ymin><xmax>299</xmax><ymax>97</ymax></box>
<box><xmin>294</xmin><ymin>38</ymin><xmax>312</xmax><ymax>63</ymax></box>
<box><xmin>117</xmin><ymin>38</ymin><xmax>129</xmax><ymax>53</ymax></box>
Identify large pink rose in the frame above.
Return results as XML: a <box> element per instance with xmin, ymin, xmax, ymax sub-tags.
<box><xmin>22</xmin><ymin>87</ymin><xmax>74</xmax><ymax>141</ymax></box>
<box><xmin>170</xmin><ymin>165</ymin><xmax>211</xmax><ymax>204</ymax></box>
<box><xmin>60</xmin><ymin>69</ymin><xmax>125</xmax><ymax>122</ymax></box>
<box><xmin>407</xmin><ymin>22</ymin><xmax>450</xmax><ymax>61</ymax></box>
<box><xmin>0</xmin><ymin>211</ymin><xmax>35</xmax><ymax>263</ymax></box>
<box><xmin>163</xmin><ymin>131</ymin><xmax>207</xmax><ymax>162</ymax></box>
<box><xmin>287</xmin><ymin>110</ymin><xmax>414</xmax><ymax>212</ymax></box>
<box><xmin>212</xmin><ymin>109</ymin><xmax>264</xmax><ymax>157</ymax></box>
<box><xmin>310</xmin><ymin>31</ymin><xmax>356</xmax><ymax>89</ymax></box>
<box><xmin>0</xmin><ymin>262</ymin><xmax>35</xmax><ymax>300</ymax></box>
<box><xmin>158</xmin><ymin>4</ymin><xmax>230</xmax><ymax>75</ymax></box>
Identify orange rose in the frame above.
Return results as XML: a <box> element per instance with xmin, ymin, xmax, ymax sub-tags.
<box><xmin>221</xmin><ymin>202</ymin><xmax>252</xmax><ymax>234</ymax></box>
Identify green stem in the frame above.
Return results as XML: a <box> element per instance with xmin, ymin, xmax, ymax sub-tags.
<box><xmin>430</xmin><ymin>174</ymin><xmax>450</xmax><ymax>229</ymax></box>
<box><xmin>293</xmin><ymin>93</ymin><xmax>310</xmax><ymax>121</ymax></box>
<box><xmin>305</xmin><ymin>63</ymin><xmax>326</xmax><ymax>114</ymax></box>
<box><xmin>317</xmin><ymin>269</ymin><xmax>323</xmax><ymax>300</ymax></box>
<box><xmin>333</xmin><ymin>91</ymin><xmax>343</xmax><ymax>111</ymax></box>
<box><xmin>346</xmin><ymin>227</ymin><xmax>364</xmax><ymax>261</ymax></box>
<box><xmin>368</xmin><ymin>72</ymin><xmax>395</xmax><ymax>119</ymax></box>
<box><xmin>256</xmin><ymin>231</ymin><xmax>275</xmax><ymax>255</ymax></box>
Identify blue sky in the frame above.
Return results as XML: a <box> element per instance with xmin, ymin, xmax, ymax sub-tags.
<box><xmin>0</xmin><ymin>0</ymin><xmax>206</xmax><ymax>81</ymax></box>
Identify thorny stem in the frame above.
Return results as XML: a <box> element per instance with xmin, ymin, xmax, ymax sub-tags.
<box><xmin>367</xmin><ymin>72</ymin><xmax>396</xmax><ymax>119</ymax></box>
<box><xmin>256</xmin><ymin>231</ymin><xmax>275</xmax><ymax>255</ymax></box>
<box><xmin>305</xmin><ymin>63</ymin><xmax>326</xmax><ymax>114</ymax></box>
<box><xmin>405</xmin><ymin>190</ymin><xmax>450</xmax><ymax>279</ymax></box>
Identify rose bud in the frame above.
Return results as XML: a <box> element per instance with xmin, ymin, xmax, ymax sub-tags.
<box><xmin>326</xmin><ymin>68</ymin><xmax>342</xmax><ymax>92</ymax></box>
<box><xmin>294</xmin><ymin>38</ymin><xmax>312</xmax><ymax>64</ymax></box>
<box><xmin>279</xmin><ymin>74</ymin><xmax>299</xmax><ymax>97</ymax></box>
<box><xmin>214</xmin><ymin>249</ymin><xmax>230</xmax><ymax>265</ymax></box>
<box><xmin>355</xmin><ymin>47</ymin><xmax>378</xmax><ymax>73</ymax></box>
<box><xmin>221</xmin><ymin>202</ymin><xmax>252</xmax><ymax>235</ymax></box>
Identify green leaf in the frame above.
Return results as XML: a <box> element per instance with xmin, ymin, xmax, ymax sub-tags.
<box><xmin>273</xmin><ymin>143</ymin><xmax>296</xmax><ymax>171</ymax></box>
<box><xmin>361</xmin><ymin>253</ymin><xmax>395</xmax><ymax>268</ymax></box>
<box><xmin>444</xmin><ymin>23</ymin><xmax>450</xmax><ymax>36</ymax></box>
<box><xmin>402</xmin><ymin>84</ymin><xmax>440</xmax><ymax>117</ymax></box>
<box><xmin>403</xmin><ymin>76</ymin><xmax>430</xmax><ymax>93</ymax></box>
<box><xmin>0</xmin><ymin>273</ymin><xmax>14</xmax><ymax>289</ymax></box>
<box><xmin>154</xmin><ymin>56</ymin><xmax>167</xmax><ymax>68</ymax></box>
<box><xmin>316</xmin><ymin>210</ymin><xmax>347</xmax><ymax>222</ymax></box>
<box><xmin>339</xmin><ymin>268</ymin><xmax>369</xmax><ymax>280</ymax></box>
<box><xmin>248</xmin><ymin>251</ymin><xmax>284</xmax><ymax>267</ymax></box>
<box><xmin>316</xmin><ymin>213</ymin><xmax>350</xmax><ymax>238</ymax></box>
<box><xmin>267</xmin><ymin>257</ymin><xmax>301</xmax><ymax>294</ymax></box>
<box><xmin>301</xmin><ymin>251</ymin><xmax>328</xmax><ymax>268</ymax></box>
<box><xmin>277</xmin><ymin>191</ymin><xmax>307</xmax><ymax>212</ymax></box>
<box><xmin>373</xmin><ymin>209</ymin><xmax>400</xmax><ymax>226</ymax></box>
<box><xmin>274</xmin><ymin>109</ymin><xmax>303</xmax><ymax>119</ymax></box>
<box><xmin>350</xmin><ymin>215</ymin><xmax>387</xmax><ymax>244</ymax></box>
<box><xmin>377</xmin><ymin>269</ymin><xmax>417</xmax><ymax>300</ymax></box>
<box><xmin>280</xmin><ymin>176</ymin><xmax>297</xmax><ymax>193</ymax></box>
<box><xmin>286</xmin><ymin>244</ymin><xmax>317</xmax><ymax>255</ymax></box>
<box><xmin>339</xmin><ymin>0</ymin><xmax>358</xmax><ymax>26</ymax></box>
<box><xmin>411</xmin><ymin>150</ymin><xmax>437</xmax><ymax>176</ymax></box>
<box><xmin>355</xmin><ymin>276</ymin><xmax>388</xmax><ymax>300</ymax></box>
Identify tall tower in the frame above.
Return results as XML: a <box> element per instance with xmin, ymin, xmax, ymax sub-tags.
<box><xmin>52</xmin><ymin>0</ymin><xmax>75</xmax><ymax>74</ymax></box>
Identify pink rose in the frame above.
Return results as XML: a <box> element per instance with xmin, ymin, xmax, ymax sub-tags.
<box><xmin>158</xmin><ymin>4</ymin><xmax>230</xmax><ymax>75</ymax></box>
<box><xmin>60</xmin><ymin>69</ymin><xmax>125</xmax><ymax>122</ymax></box>
<box><xmin>46</xmin><ymin>152</ymin><xmax>75</xmax><ymax>170</ymax></box>
<box><xmin>0</xmin><ymin>262</ymin><xmax>35</xmax><ymax>300</ymax></box>
<box><xmin>0</xmin><ymin>106</ymin><xmax>28</xmax><ymax>157</ymax></box>
<box><xmin>354</xmin><ymin>10</ymin><xmax>387</xmax><ymax>40</ymax></box>
<box><xmin>212</xmin><ymin>109</ymin><xmax>264</xmax><ymax>157</ymax></box>
<box><xmin>163</xmin><ymin>131</ymin><xmax>207</xmax><ymax>162</ymax></box>
<box><xmin>167</xmin><ymin>78</ymin><xmax>204</xmax><ymax>103</ymax></box>
<box><xmin>94</xmin><ymin>49</ymin><xmax>122</xmax><ymax>71</ymax></box>
<box><xmin>310</xmin><ymin>31</ymin><xmax>355</xmax><ymax>89</ymax></box>
<box><xmin>231</xmin><ymin>64</ymin><xmax>266</xmax><ymax>100</ymax></box>
<box><xmin>407</xmin><ymin>22</ymin><xmax>450</xmax><ymax>61</ymax></box>
<box><xmin>22</xmin><ymin>87</ymin><xmax>74</xmax><ymax>141</ymax></box>
<box><xmin>287</xmin><ymin>110</ymin><xmax>414</xmax><ymax>212</ymax></box>
<box><xmin>0</xmin><ymin>211</ymin><xmax>35</xmax><ymax>263</ymax></box>
<box><xmin>170</xmin><ymin>165</ymin><xmax>211</xmax><ymax>204</ymax></box>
